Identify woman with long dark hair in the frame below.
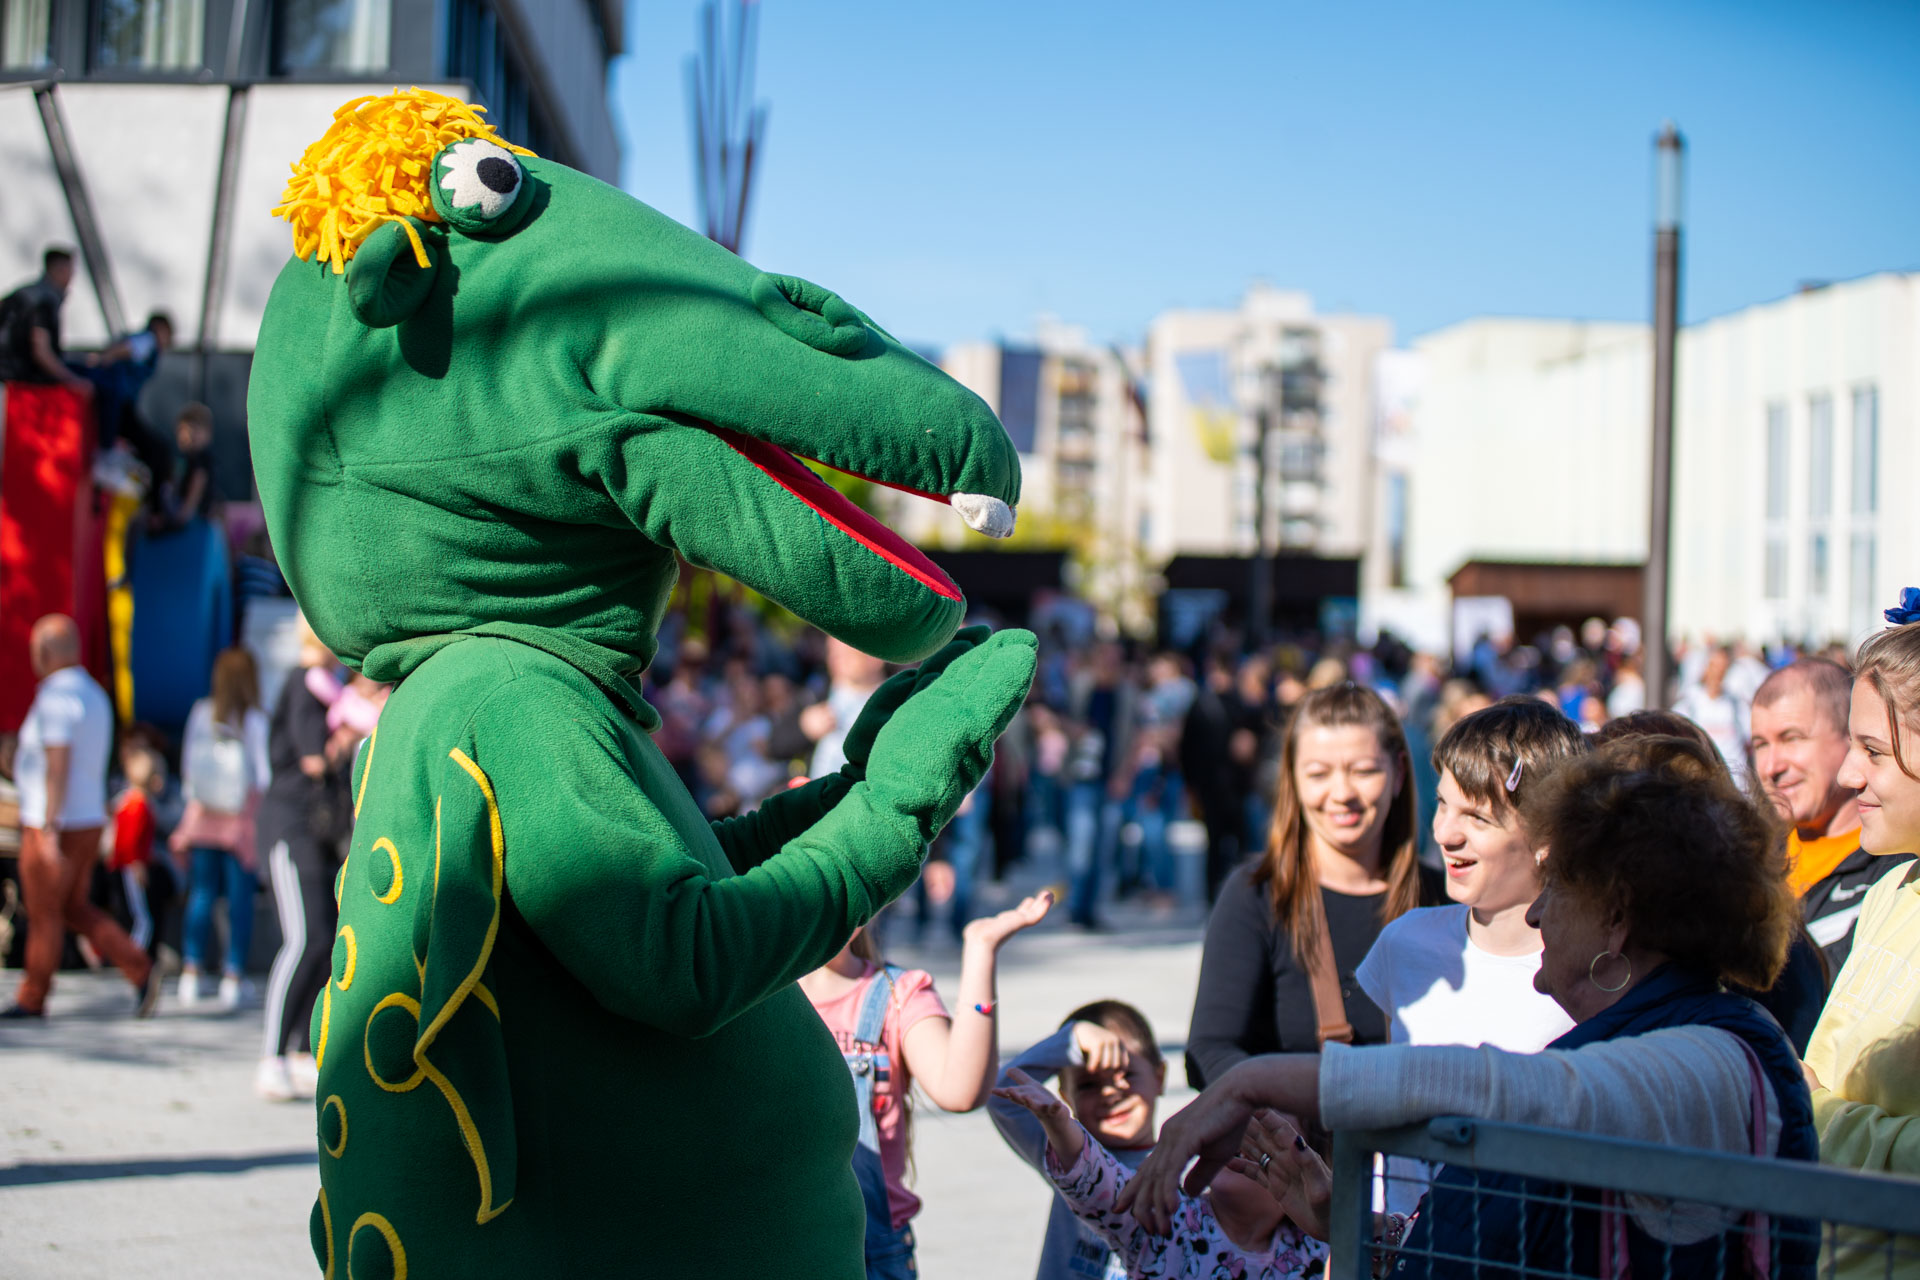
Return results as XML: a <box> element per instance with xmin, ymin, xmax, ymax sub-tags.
<box><xmin>1186</xmin><ymin>684</ymin><xmax>1442</xmax><ymax>1088</ymax></box>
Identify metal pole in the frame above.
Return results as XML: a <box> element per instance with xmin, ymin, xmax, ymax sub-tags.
<box><xmin>1643</xmin><ymin>122</ymin><xmax>1684</xmax><ymax>707</ymax></box>
<box><xmin>1250</xmin><ymin>390</ymin><xmax>1273</xmax><ymax>652</ymax></box>
<box><xmin>1328</xmin><ymin>1131</ymin><xmax>1378</xmax><ymax>1280</ymax></box>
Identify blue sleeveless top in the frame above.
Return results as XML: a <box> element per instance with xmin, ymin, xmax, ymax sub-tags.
<box><xmin>1394</xmin><ymin>965</ymin><xmax>1817</xmax><ymax>1280</ymax></box>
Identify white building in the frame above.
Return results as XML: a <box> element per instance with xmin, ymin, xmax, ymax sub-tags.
<box><xmin>1363</xmin><ymin>272</ymin><xmax>1919</xmax><ymax>654</ymax></box>
<box><xmin>910</xmin><ymin>324</ymin><xmax>1152</xmax><ymax>630</ymax></box>
<box><xmin>1145</xmin><ymin>284</ymin><xmax>1391</xmax><ymax>564</ymax></box>
<box><xmin>2</xmin><ymin>0</ymin><xmax>622</xmax><ymax>494</ymax></box>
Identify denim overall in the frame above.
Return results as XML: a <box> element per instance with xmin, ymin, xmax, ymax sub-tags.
<box><xmin>846</xmin><ymin>964</ymin><xmax>917</xmax><ymax>1280</ymax></box>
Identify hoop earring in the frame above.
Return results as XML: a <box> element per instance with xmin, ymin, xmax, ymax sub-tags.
<box><xmin>1589</xmin><ymin>950</ymin><xmax>1632</xmax><ymax>993</ymax></box>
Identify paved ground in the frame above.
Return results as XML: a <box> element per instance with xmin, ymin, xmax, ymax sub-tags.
<box><xmin>0</xmin><ymin>888</ymin><xmax>1205</xmax><ymax>1279</ymax></box>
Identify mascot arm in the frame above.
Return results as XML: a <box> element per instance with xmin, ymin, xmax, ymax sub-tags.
<box><xmin>709</xmin><ymin>772</ymin><xmax>852</xmax><ymax>874</ymax></box>
<box><xmin>480</xmin><ymin>687</ymin><xmax>924</xmax><ymax>1039</ymax></box>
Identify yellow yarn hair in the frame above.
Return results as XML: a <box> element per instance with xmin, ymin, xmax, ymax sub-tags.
<box><xmin>273</xmin><ymin>87</ymin><xmax>535</xmax><ymax>275</ymax></box>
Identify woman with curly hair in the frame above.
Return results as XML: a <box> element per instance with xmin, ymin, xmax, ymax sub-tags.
<box><xmin>1124</xmin><ymin>733</ymin><xmax>1818</xmax><ymax>1280</ymax></box>
<box><xmin>1596</xmin><ymin>709</ymin><xmax>1832</xmax><ymax>1052</ymax></box>
<box><xmin>1803</xmin><ymin>593</ymin><xmax>1920</xmax><ymax>1280</ymax></box>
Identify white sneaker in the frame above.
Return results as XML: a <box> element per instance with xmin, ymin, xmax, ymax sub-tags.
<box><xmin>178</xmin><ymin>972</ymin><xmax>202</xmax><ymax>1006</ymax></box>
<box><xmin>255</xmin><ymin>1056</ymin><xmax>297</xmax><ymax>1102</ymax></box>
<box><xmin>286</xmin><ymin>1053</ymin><xmax>319</xmax><ymax>1098</ymax></box>
<box><xmin>217</xmin><ymin>974</ymin><xmax>251</xmax><ymax>1011</ymax></box>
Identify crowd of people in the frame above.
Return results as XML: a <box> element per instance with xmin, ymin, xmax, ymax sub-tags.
<box><xmin>5</xmin><ymin>561</ymin><xmax>1918</xmax><ymax>1276</ymax></box>
<box><xmin>819</xmin><ymin>609</ymin><xmax>1920</xmax><ymax>1280</ymax></box>
<box><xmin>0</xmin><ymin>608</ymin><xmax>383</xmax><ymax>1103</ymax></box>
<box><xmin>3</xmin><ymin>248</ymin><xmax>1917</xmax><ymax>1276</ymax></box>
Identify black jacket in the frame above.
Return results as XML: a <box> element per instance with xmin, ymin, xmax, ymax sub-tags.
<box><xmin>1805</xmin><ymin>846</ymin><xmax>1916</xmax><ymax>976</ymax></box>
<box><xmin>257</xmin><ymin>669</ymin><xmax>353</xmax><ymax>856</ymax></box>
<box><xmin>1186</xmin><ymin>856</ymin><xmax>1444</xmax><ymax>1089</ymax></box>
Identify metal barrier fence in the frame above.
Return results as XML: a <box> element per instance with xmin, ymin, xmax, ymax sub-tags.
<box><xmin>1329</xmin><ymin>1118</ymin><xmax>1920</xmax><ymax>1280</ymax></box>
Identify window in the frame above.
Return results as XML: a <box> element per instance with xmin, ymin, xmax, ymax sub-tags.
<box><xmin>1852</xmin><ymin>384</ymin><xmax>1878</xmax><ymax>515</ymax></box>
<box><xmin>274</xmin><ymin>0</ymin><xmax>390</xmax><ymax>74</ymax></box>
<box><xmin>448</xmin><ymin>0</ymin><xmax>559</xmax><ymax>160</ymax></box>
<box><xmin>1807</xmin><ymin>393</ymin><xmax>1832</xmax><ymax>521</ymax></box>
<box><xmin>1278</xmin><ymin>437</ymin><xmax>1322</xmax><ymax>483</ymax></box>
<box><xmin>1763</xmin><ymin>400</ymin><xmax>1789</xmax><ymax>601</ymax></box>
<box><xmin>995</xmin><ymin>347</ymin><xmax>1042</xmax><ymax>455</ymax></box>
<box><xmin>1765</xmin><ymin>538</ymin><xmax>1787</xmax><ymax>601</ymax></box>
<box><xmin>94</xmin><ymin>0</ymin><xmax>205</xmax><ymax>70</ymax></box>
<box><xmin>1809</xmin><ymin>532</ymin><xmax>1829</xmax><ymax>600</ymax></box>
<box><xmin>1764</xmin><ymin>401</ymin><xmax>1788</xmax><ymax>521</ymax></box>
<box><xmin>1851</xmin><ymin>532</ymin><xmax>1877</xmax><ymax>637</ymax></box>
<box><xmin>1386</xmin><ymin>471</ymin><xmax>1409</xmax><ymax>589</ymax></box>
<box><xmin>1850</xmin><ymin>384</ymin><xmax>1880</xmax><ymax>636</ymax></box>
<box><xmin>2</xmin><ymin>0</ymin><xmax>51</xmax><ymax>68</ymax></box>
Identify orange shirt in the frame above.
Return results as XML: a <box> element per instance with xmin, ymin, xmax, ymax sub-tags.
<box><xmin>1788</xmin><ymin>827</ymin><xmax>1861</xmax><ymax>898</ymax></box>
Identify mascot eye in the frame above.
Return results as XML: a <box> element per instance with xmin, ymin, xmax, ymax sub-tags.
<box><xmin>432</xmin><ymin>139</ymin><xmax>531</xmax><ymax>232</ymax></box>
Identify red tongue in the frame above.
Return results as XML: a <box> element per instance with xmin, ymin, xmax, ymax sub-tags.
<box><xmin>704</xmin><ymin>425</ymin><xmax>962</xmax><ymax>603</ymax></box>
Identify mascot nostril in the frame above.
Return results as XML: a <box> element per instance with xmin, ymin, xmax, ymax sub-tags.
<box><xmin>248</xmin><ymin>88</ymin><xmax>1032</xmax><ymax>1278</ymax></box>
<box><xmin>752</xmin><ymin>272</ymin><xmax>873</xmax><ymax>357</ymax></box>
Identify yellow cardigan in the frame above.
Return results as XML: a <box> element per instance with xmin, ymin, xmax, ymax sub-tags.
<box><xmin>1804</xmin><ymin>859</ymin><xmax>1920</xmax><ymax>1280</ymax></box>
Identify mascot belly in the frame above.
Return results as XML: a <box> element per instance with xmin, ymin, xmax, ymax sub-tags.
<box><xmin>248</xmin><ymin>89</ymin><xmax>1032</xmax><ymax>1279</ymax></box>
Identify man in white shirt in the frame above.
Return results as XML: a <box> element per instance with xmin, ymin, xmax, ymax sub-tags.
<box><xmin>3</xmin><ymin>615</ymin><xmax>158</xmax><ymax>1018</ymax></box>
<box><xmin>1672</xmin><ymin>646</ymin><xmax>1751</xmax><ymax>786</ymax></box>
<box><xmin>803</xmin><ymin>636</ymin><xmax>888</xmax><ymax>778</ymax></box>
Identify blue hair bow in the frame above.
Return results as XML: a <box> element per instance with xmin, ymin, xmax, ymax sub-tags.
<box><xmin>1885</xmin><ymin>588</ymin><xmax>1920</xmax><ymax>626</ymax></box>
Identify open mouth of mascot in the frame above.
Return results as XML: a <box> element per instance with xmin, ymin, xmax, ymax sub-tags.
<box><xmin>703</xmin><ymin>423</ymin><xmax>1011</xmax><ymax>605</ymax></box>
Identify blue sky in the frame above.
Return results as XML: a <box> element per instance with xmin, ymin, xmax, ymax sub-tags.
<box><xmin>613</xmin><ymin>1</ymin><xmax>1920</xmax><ymax>351</ymax></box>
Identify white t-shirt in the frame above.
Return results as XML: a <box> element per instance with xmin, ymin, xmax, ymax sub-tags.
<box><xmin>14</xmin><ymin>665</ymin><xmax>114</xmax><ymax>829</ymax></box>
<box><xmin>1356</xmin><ymin>904</ymin><xmax>1575</xmax><ymax>1212</ymax></box>
<box><xmin>808</xmin><ymin>681</ymin><xmax>878</xmax><ymax>778</ymax></box>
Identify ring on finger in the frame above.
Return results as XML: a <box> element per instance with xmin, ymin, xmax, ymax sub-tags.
<box><xmin>1259</xmin><ymin>1152</ymin><xmax>1273</xmax><ymax>1172</ymax></box>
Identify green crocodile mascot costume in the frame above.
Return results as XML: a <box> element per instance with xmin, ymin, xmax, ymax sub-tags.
<box><xmin>248</xmin><ymin>89</ymin><xmax>1033</xmax><ymax>1279</ymax></box>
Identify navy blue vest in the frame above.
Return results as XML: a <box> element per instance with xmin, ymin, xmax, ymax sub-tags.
<box><xmin>1395</xmin><ymin>965</ymin><xmax>1817</xmax><ymax>1280</ymax></box>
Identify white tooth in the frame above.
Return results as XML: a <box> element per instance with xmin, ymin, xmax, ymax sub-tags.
<box><xmin>952</xmin><ymin>492</ymin><xmax>1016</xmax><ymax>539</ymax></box>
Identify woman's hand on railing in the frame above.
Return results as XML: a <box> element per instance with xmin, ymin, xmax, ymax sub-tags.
<box><xmin>1227</xmin><ymin>1109</ymin><xmax>1333</xmax><ymax>1240</ymax></box>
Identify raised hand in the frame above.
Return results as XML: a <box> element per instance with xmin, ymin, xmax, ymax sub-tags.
<box><xmin>1072</xmin><ymin>1021</ymin><xmax>1133</xmax><ymax>1077</ymax></box>
<box><xmin>961</xmin><ymin>890</ymin><xmax>1052</xmax><ymax>951</ymax></box>
<box><xmin>1226</xmin><ymin>1109</ymin><xmax>1333</xmax><ymax>1241</ymax></box>
<box><xmin>992</xmin><ymin>1067</ymin><xmax>1085</xmax><ymax>1165</ymax></box>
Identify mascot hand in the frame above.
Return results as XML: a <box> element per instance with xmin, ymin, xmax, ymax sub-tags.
<box><xmin>859</xmin><ymin>626</ymin><xmax>1036</xmax><ymax>840</ymax></box>
<box><xmin>839</xmin><ymin>624</ymin><xmax>987</xmax><ymax>782</ymax></box>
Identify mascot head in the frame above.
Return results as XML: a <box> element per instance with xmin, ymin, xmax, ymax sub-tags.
<box><xmin>249</xmin><ymin>89</ymin><xmax>1018</xmax><ymax>675</ymax></box>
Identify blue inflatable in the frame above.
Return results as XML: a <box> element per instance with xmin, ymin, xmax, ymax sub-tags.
<box><xmin>129</xmin><ymin>517</ymin><xmax>232</xmax><ymax>733</ymax></box>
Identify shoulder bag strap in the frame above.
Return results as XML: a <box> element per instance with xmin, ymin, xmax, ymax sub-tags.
<box><xmin>1303</xmin><ymin>886</ymin><xmax>1354</xmax><ymax>1046</ymax></box>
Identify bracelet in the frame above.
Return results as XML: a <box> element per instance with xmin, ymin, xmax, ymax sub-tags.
<box><xmin>973</xmin><ymin>1002</ymin><xmax>997</xmax><ymax>1016</ymax></box>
